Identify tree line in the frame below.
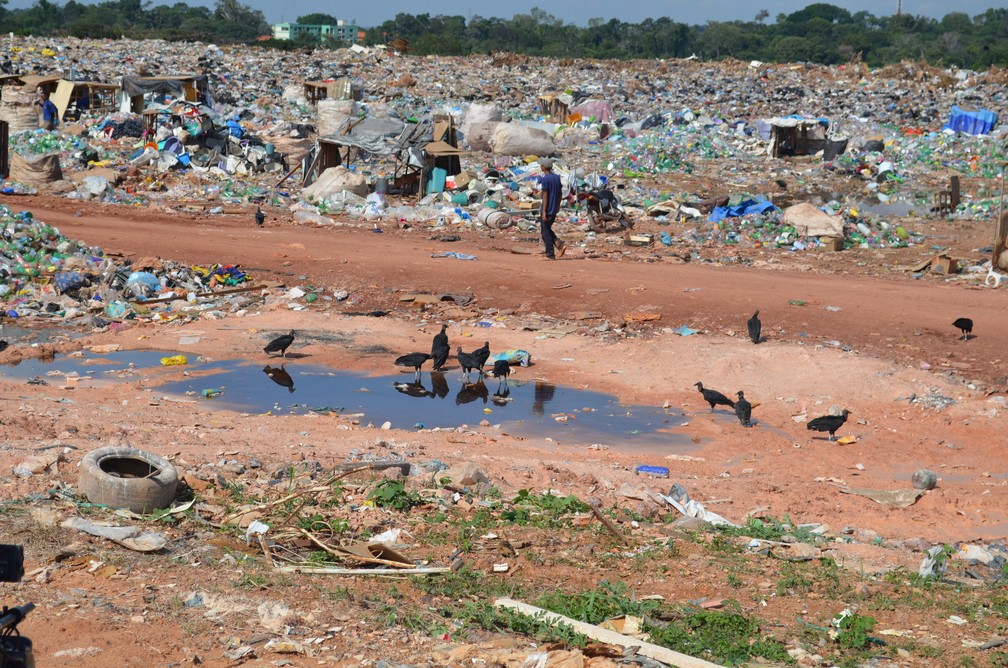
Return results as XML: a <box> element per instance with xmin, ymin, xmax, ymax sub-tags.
<box><xmin>0</xmin><ymin>1</ymin><xmax>1005</xmax><ymax>70</ymax></box>
<box><xmin>365</xmin><ymin>5</ymin><xmax>1008</xmax><ymax>69</ymax></box>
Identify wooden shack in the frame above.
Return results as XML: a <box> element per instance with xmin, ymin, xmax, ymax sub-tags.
<box><xmin>121</xmin><ymin>75</ymin><xmax>210</xmax><ymax>113</ymax></box>
<box><xmin>52</xmin><ymin>80</ymin><xmax>120</xmax><ymax>120</ymax></box>
<box><xmin>538</xmin><ymin>92</ymin><xmax>569</xmax><ymax>120</ymax></box>
<box><xmin>304</xmin><ymin>78</ymin><xmax>361</xmax><ymax>105</ymax></box>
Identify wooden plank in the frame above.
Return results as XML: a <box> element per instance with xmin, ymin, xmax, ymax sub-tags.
<box><xmin>128</xmin><ymin>283</ymin><xmax>262</xmax><ymax>306</ymax></box>
<box><xmin>494</xmin><ymin>597</ymin><xmax>724</xmax><ymax>668</ymax></box>
<box><xmin>274</xmin><ymin>564</ymin><xmax>453</xmax><ymax>576</ymax></box>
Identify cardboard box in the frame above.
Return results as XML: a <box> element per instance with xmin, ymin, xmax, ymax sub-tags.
<box><xmin>820</xmin><ymin>236</ymin><xmax>844</xmax><ymax>252</ymax></box>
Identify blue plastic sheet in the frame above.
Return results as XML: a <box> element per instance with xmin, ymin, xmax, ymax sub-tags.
<box><xmin>944</xmin><ymin>106</ymin><xmax>998</xmax><ymax>136</ymax></box>
<box><xmin>709</xmin><ymin>198</ymin><xmax>776</xmax><ymax>222</ymax></box>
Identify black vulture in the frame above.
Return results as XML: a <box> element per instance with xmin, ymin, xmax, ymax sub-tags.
<box><xmin>0</xmin><ymin>340</ymin><xmax>8</xmax><ymax>353</ymax></box>
<box><xmin>471</xmin><ymin>341</ymin><xmax>491</xmax><ymax>376</ymax></box>
<box><xmin>694</xmin><ymin>382</ymin><xmax>735</xmax><ymax>412</ymax></box>
<box><xmin>456</xmin><ymin>347</ymin><xmax>480</xmax><ymax>381</ymax></box>
<box><xmin>395</xmin><ymin>352</ymin><xmax>431</xmax><ymax>381</ymax></box>
<box><xmin>734</xmin><ymin>391</ymin><xmax>752</xmax><ymax>427</ymax></box>
<box><xmin>431</xmin><ymin>324</ymin><xmax>449</xmax><ymax>371</ymax></box>
<box><xmin>264</xmin><ymin>330</ymin><xmax>296</xmax><ymax>358</ymax></box>
<box><xmin>747</xmin><ymin>310</ymin><xmax>761</xmax><ymax>344</ymax></box>
<box><xmin>255</xmin><ymin>206</ymin><xmax>265</xmax><ymax>226</ymax></box>
<box><xmin>263</xmin><ymin>364</ymin><xmax>294</xmax><ymax>392</ymax></box>
<box><xmin>952</xmin><ymin>317</ymin><xmax>973</xmax><ymax>341</ymax></box>
<box><xmin>491</xmin><ymin>359</ymin><xmax>511</xmax><ymax>391</ymax></box>
<box><xmin>807</xmin><ymin>409</ymin><xmax>851</xmax><ymax>441</ymax></box>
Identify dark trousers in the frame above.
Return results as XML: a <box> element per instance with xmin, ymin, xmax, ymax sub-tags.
<box><xmin>541</xmin><ymin>211</ymin><xmax>561</xmax><ymax>257</ymax></box>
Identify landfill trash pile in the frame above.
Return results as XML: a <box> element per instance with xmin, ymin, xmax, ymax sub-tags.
<box><xmin>1</xmin><ymin>36</ymin><xmax>1005</xmax><ymax>256</ymax></box>
<box><xmin>0</xmin><ymin>204</ymin><xmax>261</xmax><ymax>327</ymax></box>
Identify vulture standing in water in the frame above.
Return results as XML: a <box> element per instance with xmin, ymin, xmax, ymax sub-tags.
<box><xmin>456</xmin><ymin>347</ymin><xmax>481</xmax><ymax>382</ymax></box>
<box><xmin>734</xmin><ymin>391</ymin><xmax>752</xmax><ymax>427</ymax></box>
<box><xmin>431</xmin><ymin>324</ymin><xmax>449</xmax><ymax>371</ymax></box>
<box><xmin>491</xmin><ymin>359</ymin><xmax>511</xmax><ymax>391</ymax></box>
<box><xmin>694</xmin><ymin>382</ymin><xmax>735</xmax><ymax>412</ymax></box>
<box><xmin>952</xmin><ymin>317</ymin><xmax>973</xmax><ymax>341</ymax></box>
<box><xmin>395</xmin><ymin>352</ymin><xmax>431</xmax><ymax>381</ymax></box>
<box><xmin>264</xmin><ymin>330</ymin><xmax>296</xmax><ymax>358</ymax></box>
<box><xmin>806</xmin><ymin>409</ymin><xmax>851</xmax><ymax>441</ymax></box>
<box><xmin>747</xmin><ymin>310</ymin><xmax>761</xmax><ymax>344</ymax></box>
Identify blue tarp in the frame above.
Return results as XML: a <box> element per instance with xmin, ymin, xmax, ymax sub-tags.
<box><xmin>709</xmin><ymin>198</ymin><xmax>777</xmax><ymax>222</ymax></box>
<box><xmin>944</xmin><ymin>106</ymin><xmax>998</xmax><ymax>136</ymax></box>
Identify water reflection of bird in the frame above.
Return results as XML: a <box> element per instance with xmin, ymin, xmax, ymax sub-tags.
<box><xmin>263</xmin><ymin>364</ymin><xmax>295</xmax><ymax>392</ymax></box>
<box><xmin>395</xmin><ymin>352</ymin><xmax>431</xmax><ymax>381</ymax></box>
<box><xmin>734</xmin><ymin>390</ymin><xmax>752</xmax><ymax>427</ymax></box>
<box><xmin>431</xmin><ymin>324</ymin><xmax>449</xmax><ymax>371</ymax></box>
<box><xmin>471</xmin><ymin>341</ymin><xmax>491</xmax><ymax>376</ymax></box>
<box><xmin>492</xmin><ymin>385</ymin><xmax>511</xmax><ymax>406</ymax></box>
<box><xmin>430</xmin><ymin>371</ymin><xmax>450</xmax><ymax>399</ymax></box>
<box><xmin>455</xmin><ymin>379</ymin><xmax>489</xmax><ymax>405</ymax></box>
<box><xmin>394</xmin><ymin>380</ymin><xmax>433</xmax><ymax>398</ymax></box>
<box><xmin>952</xmin><ymin>317</ymin><xmax>973</xmax><ymax>341</ymax></box>
<box><xmin>532</xmin><ymin>382</ymin><xmax>555</xmax><ymax>415</ymax></box>
<box><xmin>694</xmin><ymin>382</ymin><xmax>735</xmax><ymax>413</ymax></box>
<box><xmin>264</xmin><ymin>330</ymin><xmax>296</xmax><ymax>358</ymax></box>
<box><xmin>747</xmin><ymin>310</ymin><xmax>761</xmax><ymax>344</ymax></box>
<box><xmin>807</xmin><ymin>409</ymin><xmax>851</xmax><ymax>441</ymax></box>
<box><xmin>456</xmin><ymin>347</ymin><xmax>480</xmax><ymax>382</ymax></box>
<box><xmin>491</xmin><ymin>359</ymin><xmax>510</xmax><ymax>392</ymax></box>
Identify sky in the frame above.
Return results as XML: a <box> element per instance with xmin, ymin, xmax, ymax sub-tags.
<box><xmin>5</xmin><ymin>0</ymin><xmax>1000</xmax><ymax>26</ymax></box>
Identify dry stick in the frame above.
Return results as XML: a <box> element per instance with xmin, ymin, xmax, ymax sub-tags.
<box><xmin>588</xmin><ymin>501</ymin><xmax>632</xmax><ymax>546</ymax></box>
<box><xmin>296</xmin><ymin>528</ymin><xmax>417</xmax><ymax>569</ymax></box>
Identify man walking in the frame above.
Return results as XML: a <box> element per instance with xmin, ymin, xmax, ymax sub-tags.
<box><xmin>538</xmin><ymin>158</ymin><xmax>565</xmax><ymax>259</ymax></box>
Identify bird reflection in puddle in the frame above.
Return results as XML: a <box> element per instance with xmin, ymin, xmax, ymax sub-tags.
<box><xmin>393</xmin><ymin>379</ymin><xmax>433</xmax><ymax>398</ymax></box>
<box><xmin>492</xmin><ymin>385</ymin><xmax>511</xmax><ymax>406</ymax></box>
<box><xmin>430</xmin><ymin>371</ymin><xmax>449</xmax><ymax>399</ymax></box>
<box><xmin>263</xmin><ymin>364</ymin><xmax>295</xmax><ymax>393</ymax></box>
<box><xmin>455</xmin><ymin>379</ymin><xmax>489</xmax><ymax>405</ymax></box>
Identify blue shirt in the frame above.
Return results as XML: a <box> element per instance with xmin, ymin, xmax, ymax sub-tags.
<box><xmin>41</xmin><ymin>100</ymin><xmax>58</xmax><ymax>123</ymax></box>
<box><xmin>541</xmin><ymin>172</ymin><xmax>562</xmax><ymax>216</ymax></box>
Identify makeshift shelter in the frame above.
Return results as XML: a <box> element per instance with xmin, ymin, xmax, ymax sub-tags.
<box><xmin>304</xmin><ymin>78</ymin><xmax>361</xmax><ymax>105</ymax></box>
<box><xmin>308</xmin><ymin>113</ymin><xmax>462</xmax><ymax>197</ymax></box>
<box><xmin>52</xmin><ymin>80</ymin><xmax>120</xmax><ymax>120</ymax></box>
<box><xmin>121</xmin><ymin>75</ymin><xmax>211</xmax><ymax>113</ymax></box>
<box><xmin>767</xmin><ymin>117</ymin><xmax>831</xmax><ymax>158</ymax></box>
<box><xmin>0</xmin><ymin>74</ymin><xmax>60</xmax><ymax>96</ymax></box>
<box><xmin>944</xmin><ymin>106</ymin><xmax>998</xmax><ymax>136</ymax></box>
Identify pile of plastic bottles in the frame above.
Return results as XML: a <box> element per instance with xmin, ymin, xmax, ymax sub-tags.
<box><xmin>0</xmin><ymin>206</ymin><xmax>103</xmax><ymax>299</ymax></box>
<box><xmin>10</xmin><ymin>129</ymin><xmax>111</xmax><ymax>162</ymax></box>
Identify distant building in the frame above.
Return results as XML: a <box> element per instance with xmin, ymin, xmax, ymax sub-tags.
<box><xmin>271</xmin><ymin>21</ymin><xmax>361</xmax><ymax>43</ymax></box>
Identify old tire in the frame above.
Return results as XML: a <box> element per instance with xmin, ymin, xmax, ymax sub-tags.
<box><xmin>78</xmin><ymin>447</ymin><xmax>178</xmax><ymax>514</ymax></box>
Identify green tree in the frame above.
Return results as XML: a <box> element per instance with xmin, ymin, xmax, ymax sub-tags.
<box><xmin>297</xmin><ymin>13</ymin><xmax>339</xmax><ymax>25</ymax></box>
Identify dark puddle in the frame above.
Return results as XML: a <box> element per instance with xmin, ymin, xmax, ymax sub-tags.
<box><xmin>159</xmin><ymin>361</ymin><xmax>693</xmax><ymax>451</ymax></box>
<box><xmin>0</xmin><ymin>351</ymin><xmax>695</xmax><ymax>451</ymax></box>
